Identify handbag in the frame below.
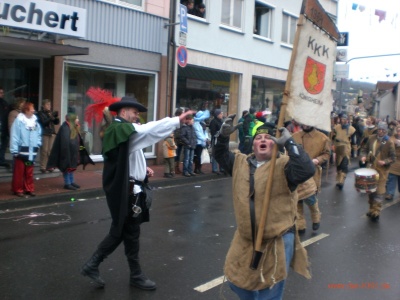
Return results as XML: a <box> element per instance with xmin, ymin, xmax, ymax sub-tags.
<box><xmin>143</xmin><ymin>184</ymin><xmax>154</xmax><ymax>209</ymax></box>
<box><xmin>201</xmin><ymin>147</ymin><xmax>210</xmax><ymax>164</ymax></box>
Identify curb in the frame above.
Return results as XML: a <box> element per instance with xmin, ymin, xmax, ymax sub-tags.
<box><xmin>0</xmin><ymin>173</ymin><xmax>226</xmax><ymax>212</ymax></box>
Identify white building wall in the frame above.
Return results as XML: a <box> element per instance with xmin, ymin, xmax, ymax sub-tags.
<box><xmin>179</xmin><ymin>0</ymin><xmax>337</xmax><ymax>113</ymax></box>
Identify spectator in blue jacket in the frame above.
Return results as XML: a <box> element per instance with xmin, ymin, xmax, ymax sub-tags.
<box><xmin>10</xmin><ymin>102</ymin><xmax>42</xmax><ymax>197</ymax></box>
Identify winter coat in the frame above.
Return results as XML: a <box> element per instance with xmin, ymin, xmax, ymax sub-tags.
<box><xmin>37</xmin><ymin>109</ymin><xmax>60</xmax><ymax>136</ymax></box>
<box><xmin>180</xmin><ymin>124</ymin><xmax>197</xmax><ymax>149</ymax></box>
<box><xmin>193</xmin><ymin>121</ymin><xmax>208</xmax><ymax>147</ymax></box>
<box><xmin>10</xmin><ymin>113</ymin><xmax>42</xmax><ymax>162</ymax></box>
<box><xmin>292</xmin><ymin>128</ymin><xmax>331</xmax><ymax>198</ymax></box>
<box><xmin>214</xmin><ymin>135</ymin><xmax>315</xmax><ymax>291</ymax></box>
<box><xmin>163</xmin><ymin>137</ymin><xmax>177</xmax><ymax>158</ymax></box>
<box><xmin>47</xmin><ymin>122</ymin><xmax>94</xmax><ymax>172</ymax></box>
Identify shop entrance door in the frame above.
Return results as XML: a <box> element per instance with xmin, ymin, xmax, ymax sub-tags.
<box><xmin>0</xmin><ymin>59</ymin><xmax>40</xmax><ymax>109</ymax></box>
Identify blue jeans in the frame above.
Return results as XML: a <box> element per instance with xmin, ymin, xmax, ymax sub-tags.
<box><xmin>386</xmin><ymin>173</ymin><xmax>400</xmax><ymax>197</ymax></box>
<box><xmin>63</xmin><ymin>172</ymin><xmax>75</xmax><ymax>185</ymax></box>
<box><xmin>304</xmin><ymin>194</ymin><xmax>317</xmax><ymax>206</ymax></box>
<box><xmin>211</xmin><ymin>156</ymin><xmax>223</xmax><ymax>172</ymax></box>
<box><xmin>229</xmin><ymin>232</ymin><xmax>295</xmax><ymax>300</ymax></box>
<box><xmin>183</xmin><ymin>147</ymin><xmax>194</xmax><ymax>174</ymax></box>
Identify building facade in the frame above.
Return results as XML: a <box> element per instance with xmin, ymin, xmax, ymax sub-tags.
<box><xmin>0</xmin><ymin>0</ymin><xmax>170</xmax><ymax>164</ymax></box>
<box><xmin>174</xmin><ymin>0</ymin><xmax>338</xmax><ymax>123</ymax></box>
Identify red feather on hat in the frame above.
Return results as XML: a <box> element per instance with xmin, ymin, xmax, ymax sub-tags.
<box><xmin>84</xmin><ymin>87</ymin><xmax>120</xmax><ymax>127</ymax></box>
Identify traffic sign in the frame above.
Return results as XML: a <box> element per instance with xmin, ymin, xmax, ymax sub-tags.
<box><xmin>180</xmin><ymin>4</ymin><xmax>188</xmax><ymax>33</ymax></box>
<box><xmin>179</xmin><ymin>32</ymin><xmax>187</xmax><ymax>46</ymax></box>
<box><xmin>176</xmin><ymin>46</ymin><xmax>188</xmax><ymax>68</ymax></box>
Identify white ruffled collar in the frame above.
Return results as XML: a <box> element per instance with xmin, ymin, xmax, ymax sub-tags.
<box><xmin>17</xmin><ymin>113</ymin><xmax>38</xmax><ymax>131</ymax></box>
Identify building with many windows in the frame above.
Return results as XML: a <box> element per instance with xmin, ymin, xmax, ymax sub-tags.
<box><xmin>0</xmin><ymin>0</ymin><xmax>337</xmax><ymax>166</ymax></box>
<box><xmin>174</xmin><ymin>0</ymin><xmax>338</xmax><ymax>125</ymax></box>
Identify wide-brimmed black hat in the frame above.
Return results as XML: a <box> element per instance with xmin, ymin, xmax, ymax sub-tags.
<box><xmin>109</xmin><ymin>96</ymin><xmax>147</xmax><ymax>112</ymax></box>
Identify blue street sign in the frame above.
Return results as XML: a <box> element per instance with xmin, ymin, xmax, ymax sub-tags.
<box><xmin>180</xmin><ymin>4</ymin><xmax>188</xmax><ymax>33</ymax></box>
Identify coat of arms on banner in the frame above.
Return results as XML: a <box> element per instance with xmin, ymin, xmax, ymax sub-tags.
<box><xmin>303</xmin><ymin>57</ymin><xmax>326</xmax><ymax>95</ymax></box>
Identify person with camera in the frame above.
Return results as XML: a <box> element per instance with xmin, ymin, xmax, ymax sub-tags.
<box><xmin>37</xmin><ymin>99</ymin><xmax>60</xmax><ymax>173</ymax></box>
<box><xmin>213</xmin><ymin>116</ymin><xmax>315</xmax><ymax>299</ymax></box>
<box><xmin>81</xmin><ymin>96</ymin><xmax>194</xmax><ymax>291</ymax></box>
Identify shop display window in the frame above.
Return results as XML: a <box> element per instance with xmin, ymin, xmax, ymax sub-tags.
<box><xmin>64</xmin><ymin>63</ymin><xmax>156</xmax><ymax>158</ymax></box>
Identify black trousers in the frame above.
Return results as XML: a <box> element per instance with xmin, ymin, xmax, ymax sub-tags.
<box><xmin>97</xmin><ymin>220</ymin><xmax>141</xmax><ymax>264</ymax></box>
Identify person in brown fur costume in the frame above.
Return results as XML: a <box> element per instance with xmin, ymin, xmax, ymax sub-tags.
<box><xmin>360</xmin><ymin>122</ymin><xmax>395</xmax><ymax>221</ymax></box>
<box><xmin>332</xmin><ymin>114</ymin><xmax>356</xmax><ymax>190</ymax></box>
<box><xmin>292</xmin><ymin>124</ymin><xmax>330</xmax><ymax>234</ymax></box>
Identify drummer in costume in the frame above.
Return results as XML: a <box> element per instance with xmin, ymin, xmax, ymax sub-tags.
<box><xmin>213</xmin><ymin>118</ymin><xmax>315</xmax><ymax>299</ymax></box>
<box><xmin>333</xmin><ymin>114</ymin><xmax>356</xmax><ymax>190</ymax></box>
<box><xmin>360</xmin><ymin>122</ymin><xmax>395</xmax><ymax>221</ymax></box>
<box><xmin>292</xmin><ymin>124</ymin><xmax>331</xmax><ymax>234</ymax></box>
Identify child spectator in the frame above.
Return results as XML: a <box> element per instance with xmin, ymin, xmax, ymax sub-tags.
<box><xmin>163</xmin><ymin>132</ymin><xmax>177</xmax><ymax>178</ymax></box>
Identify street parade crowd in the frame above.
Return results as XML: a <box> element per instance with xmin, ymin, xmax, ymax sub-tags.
<box><xmin>2</xmin><ymin>87</ymin><xmax>399</xmax><ymax>299</ymax></box>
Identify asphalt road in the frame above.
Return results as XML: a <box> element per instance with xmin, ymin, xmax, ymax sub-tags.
<box><xmin>0</xmin><ymin>165</ymin><xmax>400</xmax><ymax>300</ymax></box>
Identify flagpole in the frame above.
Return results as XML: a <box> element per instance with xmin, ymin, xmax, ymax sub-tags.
<box><xmin>250</xmin><ymin>13</ymin><xmax>306</xmax><ymax>270</ymax></box>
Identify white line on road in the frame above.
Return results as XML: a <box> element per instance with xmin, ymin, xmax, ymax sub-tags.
<box><xmin>301</xmin><ymin>232</ymin><xmax>330</xmax><ymax>247</ymax></box>
<box><xmin>194</xmin><ymin>233</ymin><xmax>330</xmax><ymax>293</ymax></box>
<box><xmin>194</xmin><ymin>275</ymin><xmax>225</xmax><ymax>293</ymax></box>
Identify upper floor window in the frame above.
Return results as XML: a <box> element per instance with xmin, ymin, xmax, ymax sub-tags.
<box><xmin>98</xmin><ymin>0</ymin><xmax>143</xmax><ymax>10</ymax></box>
<box><xmin>180</xmin><ymin>1</ymin><xmax>207</xmax><ymax>19</ymax></box>
<box><xmin>221</xmin><ymin>0</ymin><xmax>244</xmax><ymax>29</ymax></box>
<box><xmin>281</xmin><ymin>13</ymin><xmax>297</xmax><ymax>45</ymax></box>
<box><xmin>254</xmin><ymin>2</ymin><xmax>273</xmax><ymax>39</ymax></box>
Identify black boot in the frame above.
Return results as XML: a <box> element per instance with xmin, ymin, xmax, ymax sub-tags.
<box><xmin>80</xmin><ymin>253</ymin><xmax>106</xmax><ymax>287</ymax></box>
<box><xmin>129</xmin><ymin>260</ymin><xmax>156</xmax><ymax>290</ymax></box>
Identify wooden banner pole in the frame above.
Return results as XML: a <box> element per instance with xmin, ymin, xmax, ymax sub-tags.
<box><xmin>250</xmin><ymin>14</ymin><xmax>306</xmax><ymax>270</ymax></box>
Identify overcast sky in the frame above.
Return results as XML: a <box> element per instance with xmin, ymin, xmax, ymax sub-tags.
<box><xmin>337</xmin><ymin>0</ymin><xmax>400</xmax><ymax>83</ymax></box>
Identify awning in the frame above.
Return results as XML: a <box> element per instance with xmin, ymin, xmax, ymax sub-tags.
<box><xmin>0</xmin><ymin>36</ymin><xmax>89</xmax><ymax>58</ymax></box>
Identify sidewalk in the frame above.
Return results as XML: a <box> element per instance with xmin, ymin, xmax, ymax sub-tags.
<box><xmin>0</xmin><ymin>162</ymin><xmax>219</xmax><ymax>211</ymax></box>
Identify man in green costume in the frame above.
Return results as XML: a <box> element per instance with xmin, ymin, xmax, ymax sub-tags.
<box><xmin>81</xmin><ymin>96</ymin><xmax>194</xmax><ymax>290</ymax></box>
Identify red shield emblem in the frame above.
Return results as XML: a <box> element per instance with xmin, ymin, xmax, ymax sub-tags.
<box><xmin>303</xmin><ymin>57</ymin><xmax>326</xmax><ymax>95</ymax></box>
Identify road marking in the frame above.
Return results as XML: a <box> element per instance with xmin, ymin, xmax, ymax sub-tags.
<box><xmin>194</xmin><ymin>233</ymin><xmax>329</xmax><ymax>293</ymax></box>
<box><xmin>301</xmin><ymin>233</ymin><xmax>330</xmax><ymax>247</ymax></box>
<box><xmin>194</xmin><ymin>275</ymin><xmax>225</xmax><ymax>293</ymax></box>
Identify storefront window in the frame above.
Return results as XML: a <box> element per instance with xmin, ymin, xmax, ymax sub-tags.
<box><xmin>177</xmin><ymin>66</ymin><xmax>231</xmax><ymax>118</ymax></box>
<box><xmin>64</xmin><ymin>63</ymin><xmax>156</xmax><ymax>158</ymax></box>
<box><xmin>251</xmin><ymin>77</ymin><xmax>285</xmax><ymax>123</ymax></box>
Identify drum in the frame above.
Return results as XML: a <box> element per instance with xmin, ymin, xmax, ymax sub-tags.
<box><xmin>354</xmin><ymin>168</ymin><xmax>379</xmax><ymax>193</ymax></box>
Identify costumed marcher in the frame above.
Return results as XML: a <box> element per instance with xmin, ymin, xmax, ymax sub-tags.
<box><xmin>360</xmin><ymin>122</ymin><xmax>395</xmax><ymax>221</ymax></box>
<box><xmin>359</xmin><ymin>116</ymin><xmax>377</xmax><ymax>150</ymax></box>
<box><xmin>292</xmin><ymin>124</ymin><xmax>331</xmax><ymax>234</ymax></box>
<box><xmin>213</xmin><ymin>117</ymin><xmax>315</xmax><ymax>299</ymax></box>
<box><xmin>47</xmin><ymin>113</ymin><xmax>94</xmax><ymax>190</ymax></box>
<box><xmin>332</xmin><ymin>114</ymin><xmax>356</xmax><ymax>190</ymax></box>
<box><xmin>385</xmin><ymin>125</ymin><xmax>400</xmax><ymax>200</ymax></box>
<box><xmin>80</xmin><ymin>95</ymin><xmax>194</xmax><ymax>290</ymax></box>
<box><xmin>36</xmin><ymin>99</ymin><xmax>60</xmax><ymax>173</ymax></box>
<box><xmin>9</xmin><ymin>102</ymin><xmax>41</xmax><ymax>197</ymax></box>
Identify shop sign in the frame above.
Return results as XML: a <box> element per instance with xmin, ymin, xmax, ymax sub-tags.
<box><xmin>186</xmin><ymin>78</ymin><xmax>211</xmax><ymax>90</ymax></box>
<box><xmin>0</xmin><ymin>0</ymin><xmax>87</xmax><ymax>38</ymax></box>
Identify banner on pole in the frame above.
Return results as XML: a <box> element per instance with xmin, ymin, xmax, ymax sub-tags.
<box><xmin>286</xmin><ymin>18</ymin><xmax>336</xmax><ymax>132</ymax></box>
